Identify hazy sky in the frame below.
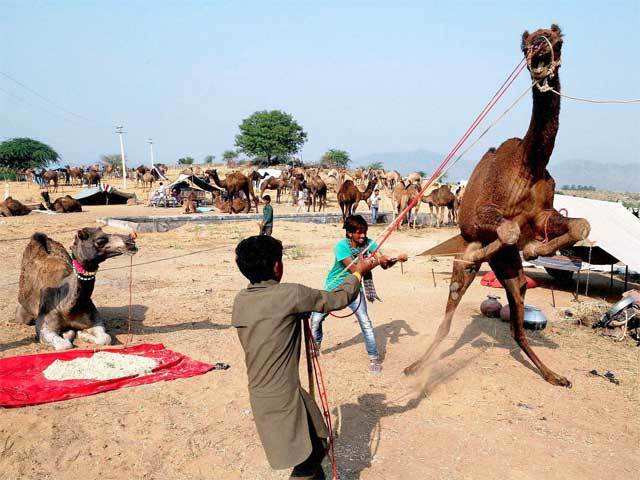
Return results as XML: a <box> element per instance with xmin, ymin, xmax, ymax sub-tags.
<box><xmin>2</xmin><ymin>1</ymin><xmax>638</xmax><ymax>169</ymax></box>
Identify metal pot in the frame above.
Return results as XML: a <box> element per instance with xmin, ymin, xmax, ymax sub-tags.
<box><xmin>480</xmin><ymin>295</ymin><xmax>502</xmax><ymax>318</ymax></box>
<box><xmin>499</xmin><ymin>304</ymin><xmax>548</xmax><ymax>330</ymax></box>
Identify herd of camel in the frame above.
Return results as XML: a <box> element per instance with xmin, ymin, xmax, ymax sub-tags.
<box><xmin>173</xmin><ymin>164</ymin><xmax>465</xmax><ymax>227</ymax></box>
<box><xmin>5</xmin><ymin>26</ymin><xmax>593</xmax><ymax>389</ymax></box>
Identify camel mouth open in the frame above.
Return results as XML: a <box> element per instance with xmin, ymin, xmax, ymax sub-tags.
<box><xmin>526</xmin><ymin>38</ymin><xmax>555</xmax><ymax>81</ymax></box>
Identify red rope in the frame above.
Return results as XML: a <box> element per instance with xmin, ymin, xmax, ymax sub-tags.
<box><xmin>303</xmin><ymin>316</ymin><xmax>339</xmax><ymax>480</ymax></box>
<box><xmin>369</xmin><ymin>60</ymin><xmax>527</xmax><ymax>257</ymax></box>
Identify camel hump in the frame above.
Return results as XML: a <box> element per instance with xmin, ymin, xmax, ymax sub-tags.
<box><xmin>418</xmin><ymin>235</ymin><xmax>469</xmax><ymax>257</ymax></box>
<box><xmin>31</xmin><ymin>232</ymin><xmax>51</xmax><ymax>252</ymax></box>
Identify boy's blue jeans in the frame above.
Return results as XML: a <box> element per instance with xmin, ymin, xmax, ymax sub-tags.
<box><xmin>310</xmin><ymin>290</ymin><xmax>379</xmax><ymax>359</ymax></box>
<box><xmin>370</xmin><ymin>206</ymin><xmax>379</xmax><ymax>224</ymax></box>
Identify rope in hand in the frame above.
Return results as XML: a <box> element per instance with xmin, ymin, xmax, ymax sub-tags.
<box><xmin>305</xmin><ymin>60</ymin><xmax>530</xmax><ymax>479</ymax></box>
<box><xmin>342</xmin><ymin>59</ymin><xmax>528</xmax><ymax>271</ymax></box>
<box><xmin>303</xmin><ymin>316</ymin><xmax>339</xmax><ymax>480</ymax></box>
<box><xmin>126</xmin><ymin>255</ymin><xmax>134</xmax><ymax>346</ymax></box>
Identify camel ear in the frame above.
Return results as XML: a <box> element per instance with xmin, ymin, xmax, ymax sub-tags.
<box><xmin>77</xmin><ymin>228</ymin><xmax>90</xmax><ymax>240</ymax></box>
<box><xmin>550</xmin><ymin>24</ymin><xmax>562</xmax><ymax>35</ymax></box>
<box><xmin>521</xmin><ymin>30</ymin><xmax>529</xmax><ymax>53</ymax></box>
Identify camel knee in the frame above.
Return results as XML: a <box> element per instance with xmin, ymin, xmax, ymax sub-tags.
<box><xmin>568</xmin><ymin>218</ymin><xmax>590</xmax><ymax>241</ymax></box>
<box><xmin>496</xmin><ymin>220</ymin><xmax>520</xmax><ymax>245</ymax></box>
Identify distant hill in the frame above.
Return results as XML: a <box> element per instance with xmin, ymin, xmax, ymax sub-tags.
<box><xmin>550</xmin><ymin>160</ymin><xmax>639</xmax><ymax>193</ymax></box>
<box><xmin>354</xmin><ymin>150</ymin><xmax>638</xmax><ymax>192</ymax></box>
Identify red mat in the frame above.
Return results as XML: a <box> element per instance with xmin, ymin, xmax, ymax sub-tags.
<box><xmin>0</xmin><ymin>343</ymin><xmax>216</xmax><ymax>408</ymax></box>
<box><xmin>481</xmin><ymin>271</ymin><xmax>539</xmax><ymax>289</ymax></box>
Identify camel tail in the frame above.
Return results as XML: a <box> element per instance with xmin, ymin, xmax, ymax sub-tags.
<box><xmin>418</xmin><ymin>234</ymin><xmax>468</xmax><ymax>257</ymax></box>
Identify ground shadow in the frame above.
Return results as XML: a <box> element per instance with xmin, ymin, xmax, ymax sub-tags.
<box><xmin>439</xmin><ymin>313</ymin><xmax>559</xmax><ymax>376</ymax></box>
<box><xmin>0</xmin><ymin>336</ymin><xmax>36</xmax><ymax>353</ymax></box>
<box><xmin>332</xmin><ymin>393</ymin><xmax>422</xmax><ymax>479</ymax></box>
<box><xmin>99</xmin><ymin>305</ymin><xmax>231</xmax><ymax>341</ymax></box>
<box><xmin>322</xmin><ymin>319</ymin><xmax>419</xmax><ymax>361</ymax></box>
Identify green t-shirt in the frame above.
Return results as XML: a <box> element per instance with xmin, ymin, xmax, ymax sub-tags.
<box><xmin>262</xmin><ymin>204</ymin><xmax>273</xmax><ymax>226</ymax></box>
<box><xmin>324</xmin><ymin>237</ymin><xmax>378</xmax><ymax>291</ymax></box>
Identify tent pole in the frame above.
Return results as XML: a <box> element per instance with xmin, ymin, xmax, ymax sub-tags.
<box><xmin>624</xmin><ymin>265</ymin><xmax>629</xmax><ymax>291</ymax></box>
<box><xmin>610</xmin><ymin>264</ymin><xmax>614</xmax><ymax>292</ymax></box>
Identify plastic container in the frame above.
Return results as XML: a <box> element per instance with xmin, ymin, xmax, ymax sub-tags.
<box><xmin>480</xmin><ymin>295</ymin><xmax>502</xmax><ymax>318</ymax></box>
<box><xmin>499</xmin><ymin>304</ymin><xmax>548</xmax><ymax>330</ymax></box>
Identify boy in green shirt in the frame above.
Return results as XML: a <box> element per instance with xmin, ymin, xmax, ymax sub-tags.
<box><xmin>260</xmin><ymin>195</ymin><xmax>274</xmax><ymax>236</ymax></box>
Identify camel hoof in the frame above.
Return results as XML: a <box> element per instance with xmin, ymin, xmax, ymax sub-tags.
<box><xmin>546</xmin><ymin>373</ymin><xmax>572</xmax><ymax>388</ymax></box>
<box><xmin>403</xmin><ymin>362</ymin><xmax>421</xmax><ymax>376</ymax></box>
<box><xmin>62</xmin><ymin>330</ymin><xmax>76</xmax><ymax>341</ymax></box>
<box><xmin>95</xmin><ymin>333</ymin><xmax>112</xmax><ymax>346</ymax></box>
<box><xmin>53</xmin><ymin>338</ymin><xmax>74</xmax><ymax>351</ymax></box>
<box><xmin>522</xmin><ymin>241</ymin><xmax>542</xmax><ymax>261</ymax></box>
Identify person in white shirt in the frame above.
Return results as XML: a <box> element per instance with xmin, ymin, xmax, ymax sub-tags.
<box><xmin>369</xmin><ymin>188</ymin><xmax>381</xmax><ymax>224</ymax></box>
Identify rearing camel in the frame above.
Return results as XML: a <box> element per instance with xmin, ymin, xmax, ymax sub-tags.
<box><xmin>405</xmin><ymin>25</ymin><xmax>589</xmax><ymax>388</ymax></box>
<box><xmin>337</xmin><ymin>178</ymin><xmax>377</xmax><ymax>221</ymax></box>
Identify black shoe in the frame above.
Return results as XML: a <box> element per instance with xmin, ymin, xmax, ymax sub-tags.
<box><xmin>289</xmin><ymin>465</ymin><xmax>326</xmax><ymax>479</ymax></box>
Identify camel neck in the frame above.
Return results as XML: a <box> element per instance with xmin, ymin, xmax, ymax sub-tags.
<box><xmin>522</xmin><ymin>74</ymin><xmax>561</xmax><ymax>175</ymax></box>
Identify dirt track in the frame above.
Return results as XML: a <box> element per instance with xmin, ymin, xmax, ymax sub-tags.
<box><xmin>0</xmin><ymin>180</ymin><xmax>638</xmax><ymax>479</ymax></box>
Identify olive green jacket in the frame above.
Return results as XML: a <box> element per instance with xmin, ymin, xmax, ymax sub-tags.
<box><xmin>232</xmin><ymin>274</ymin><xmax>360</xmax><ymax>469</ymax></box>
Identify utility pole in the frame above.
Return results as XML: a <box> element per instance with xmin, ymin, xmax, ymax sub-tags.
<box><xmin>116</xmin><ymin>125</ymin><xmax>127</xmax><ymax>189</ymax></box>
<box><xmin>147</xmin><ymin>138</ymin><xmax>156</xmax><ymax>168</ymax></box>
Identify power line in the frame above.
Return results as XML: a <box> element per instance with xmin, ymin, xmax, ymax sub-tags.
<box><xmin>0</xmin><ymin>70</ymin><xmax>111</xmax><ymax>128</ymax></box>
<box><xmin>0</xmin><ymin>84</ymin><xmax>94</xmax><ymax>128</ymax></box>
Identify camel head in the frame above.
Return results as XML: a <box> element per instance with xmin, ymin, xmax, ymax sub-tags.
<box><xmin>521</xmin><ymin>24</ymin><xmax>563</xmax><ymax>82</ymax></box>
<box><xmin>71</xmin><ymin>227</ymin><xmax>137</xmax><ymax>270</ymax></box>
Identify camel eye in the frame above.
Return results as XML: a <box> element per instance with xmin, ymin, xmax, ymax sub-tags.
<box><xmin>95</xmin><ymin>237</ymin><xmax>108</xmax><ymax>247</ymax></box>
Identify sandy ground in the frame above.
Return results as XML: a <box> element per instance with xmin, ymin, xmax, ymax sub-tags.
<box><xmin>0</xmin><ymin>179</ymin><xmax>638</xmax><ymax>480</ymax></box>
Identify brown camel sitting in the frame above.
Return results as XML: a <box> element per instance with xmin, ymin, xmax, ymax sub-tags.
<box><xmin>15</xmin><ymin>228</ymin><xmax>138</xmax><ymax>350</ymax></box>
<box><xmin>0</xmin><ymin>197</ymin><xmax>41</xmax><ymax>216</ymax></box>
<box><xmin>206</xmin><ymin>169</ymin><xmax>258</xmax><ymax>213</ymax></box>
<box><xmin>259</xmin><ymin>176</ymin><xmax>286</xmax><ymax>203</ymax></box>
<box><xmin>183</xmin><ymin>192</ymin><xmax>197</xmax><ymax>214</ymax></box>
<box><xmin>213</xmin><ymin>192</ymin><xmax>247</xmax><ymax>214</ymax></box>
<box><xmin>40</xmin><ymin>191</ymin><xmax>83</xmax><ymax>213</ymax></box>
<box><xmin>337</xmin><ymin>178</ymin><xmax>377</xmax><ymax>221</ymax></box>
<box><xmin>42</xmin><ymin>170</ymin><xmax>59</xmax><ymax>192</ymax></box>
<box><xmin>405</xmin><ymin>25</ymin><xmax>589</xmax><ymax>388</ymax></box>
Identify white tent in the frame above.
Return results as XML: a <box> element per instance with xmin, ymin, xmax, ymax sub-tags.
<box><xmin>553</xmin><ymin>194</ymin><xmax>640</xmax><ymax>273</ymax></box>
<box><xmin>258</xmin><ymin>168</ymin><xmax>282</xmax><ymax>179</ymax></box>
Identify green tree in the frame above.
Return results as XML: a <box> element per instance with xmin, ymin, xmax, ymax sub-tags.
<box><xmin>203</xmin><ymin>155</ymin><xmax>215</xmax><ymax>164</ymax></box>
<box><xmin>0</xmin><ymin>137</ymin><xmax>59</xmax><ymax>170</ymax></box>
<box><xmin>222</xmin><ymin>150</ymin><xmax>239</xmax><ymax>164</ymax></box>
<box><xmin>417</xmin><ymin>170</ymin><xmax>426</xmax><ymax>177</ymax></box>
<box><xmin>321</xmin><ymin>149</ymin><xmax>350</xmax><ymax>168</ymax></box>
<box><xmin>177</xmin><ymin>156</ymin><xmax>195</xmax><ymax>165</ymax></box>
<box><xmin>366</xmin><ymin>161</ymin><xmax>384</xmax><ymax>170</ymax></box>
<box><xmin>101</xmin><ymin>154</ymin><xmax>122</xmax><ymax>170</ymax></box>
<box><xmin>235</xmin><ymin>110</ymin><xmax>307</xmax><ymax>165</ymax></box>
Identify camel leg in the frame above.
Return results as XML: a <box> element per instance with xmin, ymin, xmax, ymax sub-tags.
<box><xmin>523</xmin><ymin>213</ymin><xmax>590</xmax><ymax>260</ymax></box>
<box><xmin>77</xmin><ymin>325</ymin><xmax>111</xmax><ymax>346</ymax></box>
<box><xmin>404</xmin><ymin>246</ymin><xmax>482</xmax><ymax>375</ymax></box>
<box><xmin>37</xmin><ymin>315</ymin><xmax>73</xmax><ymax>351</ymax></box>
<box><xmin>490</xmin><ymin>247</ymin><xmax>571</xmax><ymax>387</ymax></box>
<box><xmin>13</xmin><ymin>303</ymin><xmax>35</xmax><ymax>325</ymax></box>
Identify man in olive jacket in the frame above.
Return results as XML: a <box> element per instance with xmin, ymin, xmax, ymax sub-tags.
<box><xmin>232</xmin><ymin>235</ymin><xmax>379</xmax><ymax>479</ymax></box>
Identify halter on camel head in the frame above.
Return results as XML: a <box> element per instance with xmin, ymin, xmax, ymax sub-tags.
<box><xmin>522</xmin><ymin>25</ymin><xmax>563</xmax><ymax>91</ymax></box>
